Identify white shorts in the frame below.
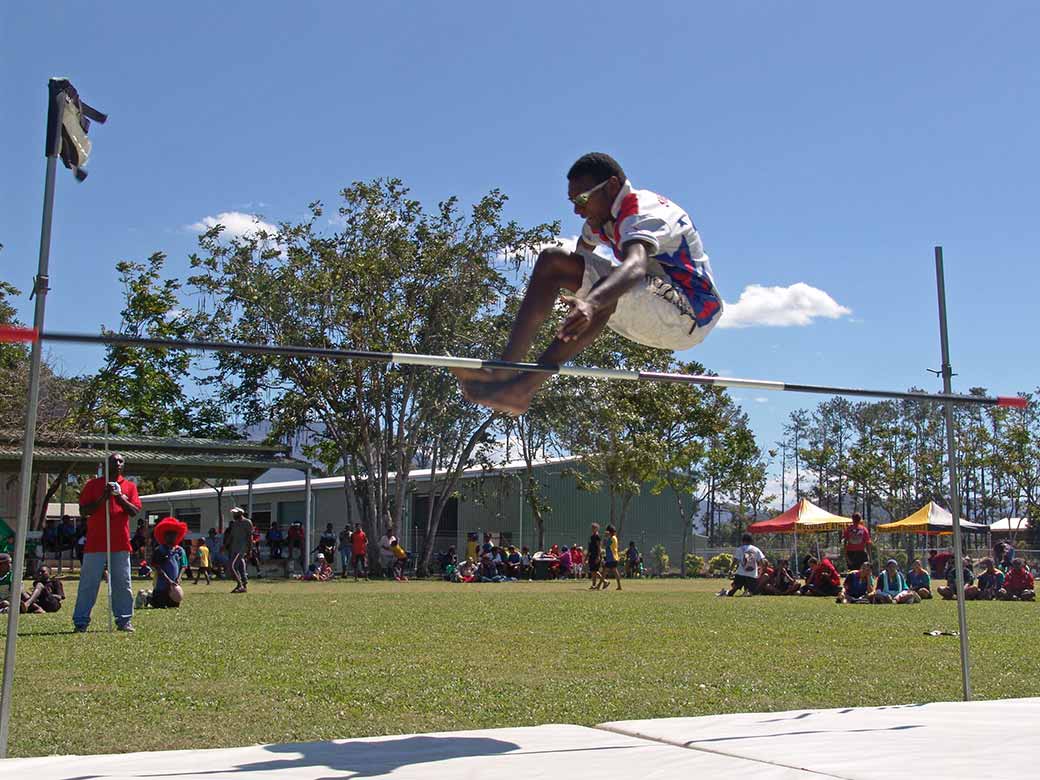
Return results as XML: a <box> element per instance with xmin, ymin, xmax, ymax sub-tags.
<box><xmin>576</xmin><ymin>252</ymin><xmax>722</xmax><ymax>351</ymax></box>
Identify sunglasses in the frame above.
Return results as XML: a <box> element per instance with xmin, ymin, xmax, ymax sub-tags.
<box><xmin>569</xmin><ymin>178</ymin><xmax>611</xmax><ymax>207</ymax></box>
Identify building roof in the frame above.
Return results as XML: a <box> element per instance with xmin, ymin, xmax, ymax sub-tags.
<box><xmin>0</xmin><ymin>430</ymin><xmax>309</xmax><ymax>481</ymax></box>
<box><xmin>140</xmin><ymin>455</ymin><xmax>582</xmax><ymax>502</ymax></box>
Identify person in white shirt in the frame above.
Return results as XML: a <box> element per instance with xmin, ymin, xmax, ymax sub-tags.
<box><xmin>722</xmin><ymin>533</ymin><xmax>766</xmax><ymax>597</ymax></box>
<box><xmin>453</xmin><ymin>152</ymin><xmax>723</xmax><ymax>415</ymax></box>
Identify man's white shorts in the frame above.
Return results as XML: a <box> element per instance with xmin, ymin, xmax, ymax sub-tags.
<box><xmin>576</xmin><ymin>252</ymin><xmax>722</xmax><ymax>352</ymax></box>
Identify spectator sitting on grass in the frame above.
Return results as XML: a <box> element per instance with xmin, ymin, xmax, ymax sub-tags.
<box><xmin>799</xmin><ymin>554</ymin><xmax>815</xmax><ymax>580</ymax></box>
<box><xmin>760</xmin><ymin>558</ymin><xmax>800</xmax><ymax>595</ymax></box>
<box><xmin>966</xmin><ymin>558</ymin><xmax>1005</xmax><ymax>601</ymax></box>
<box><xmin>438</xmin><ymin>546</ymin><xmax>458</xmax><ymax>573</ymax></box>
<box><xmin>755</xmin><ymin>557</ymin><xmax>774</xmax><ymax>594</ymax></box>
<box><xmin>315</xmin><ymin>553</ymin><xmax>334</xmax><ymax>581</ymax></box>
<box><xmin>874</xmin><ymin>559</ymin><xmax>920</xmax><ymax>604</ymax></box>
<box><xmin>478</xmin><ymin>553</ymin><xmax>516</xmax><ymax>583</ymax></box>
<box><xmin>505</xmin><ymin>546</ymin><xmax>522</xmax><ymax>578</ymax></box>
<box><xmin>137</xmin><ymin>559</ymin><xmax>152</xmax><ymax>579</ymax></box>
<box><xmin>557</xmin><ymin>546</ymin><xmax>573</xmax><ymax>578</ymax></box>
<box><xmin>21</xmin><ymin>566</ymin><xmax>66</xmax><ymax>613</ymax></box>
<box><xmin>456</xmin><ymin>557</ymin><xmax>477</xmax><ymax>582</ymax></box>
<box><xmin>799</xmin><ymin>556</ymin><xmax>842</xmax><ymax>597</ymax></box>
<box><xmin>721</xmin><ymin>533</ymin><xmax>765</xmax><ymax>597</ymax></box>
<box><xmin>907</xmin><ymin>559</ymin><xmax>932</xmax><ymax>599</ymax></box>
<box><xmin>140</xmin><ymin>518</ymin><xmax>187</xmax><ymax>610</ymax></box>
<box><xmin>478</xmin><ymin>553</ymin><xmax>498</xmax><ymax>581</ymax></box>
<box><xmin>840</xmin><ymin>562</ymin><xmax>875</xmax><ymax>604</ymax></box>
<box><xmin>938</xmin><ymin>556</ymin><xmax>974</xmax><ymax>600</ymax></box>
<box><xmin>1000</xmin><ymin>559</ymin><xmax>1035</xmax><ymax>601</ymax></box>
<box><xmin>0</xmin><ymin>553</ymin><xmax>13</xmax><ymax>613</ymax></box>
<box><xmin>520</xmin><ymin>546</ymin><xmax>533</xmax><ymax>578</ymax></box>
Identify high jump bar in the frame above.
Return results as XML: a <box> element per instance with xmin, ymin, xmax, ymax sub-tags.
<box><xmin>0</xmin><ymin>325</ymin><xmax>1027</xmax><ymax>409</ymax></box>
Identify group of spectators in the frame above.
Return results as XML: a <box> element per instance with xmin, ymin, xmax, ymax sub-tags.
<box><xmin>307</xmin><ymin>522</ymin><xmax>370</xmax><ymax>580</ymax></box>
<box><xmin>722</xmin><ymin>514</ymin><xmax>1036</xmax><ymax>605</ymax></box>
<box><xmin>441</xmin><ymin>525</ymin><xmax>643</xmax><ymax>586</ymax></box>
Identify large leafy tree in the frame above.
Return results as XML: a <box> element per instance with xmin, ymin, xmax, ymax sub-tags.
<box><xmin>189</xmin><ymin>179</ymin><xmax>556</xmax><ymax>565</ymax></box>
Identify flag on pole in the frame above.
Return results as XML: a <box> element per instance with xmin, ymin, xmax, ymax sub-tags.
<box><xmin>46</xmin><ymin>78</ymin><xmax>107</xmax><ymax>180</ymax></box>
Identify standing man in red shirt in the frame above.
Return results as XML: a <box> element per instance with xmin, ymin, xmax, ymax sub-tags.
<box><xmin>842</xmin><ymin>513</ymin><xmax>873</xmax><ymax>572</ymax></box>
<box><xmin>351</xmin><ymin>522</ymin><xmax>368</xmax><ymax>581</ymax></box>
<box><xmin>73</xmin><ymin>453</ymin><xmax>142</xmax><ymax>632</ymax></box>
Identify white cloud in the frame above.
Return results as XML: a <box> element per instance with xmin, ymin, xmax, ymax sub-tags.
<box><xmin>753</xmin><ymin>397</ymin><xmax>769</xmax><ymax>403</ymax></box>
<box><xmin>718</xmin><ymin>283</ymin><xmax>851</xmax><ymax>329</ymax></box>
<box><xmin>188</xmin><ymin>211</ymin><xmax>279</xmax><ymax>241</ymax></box>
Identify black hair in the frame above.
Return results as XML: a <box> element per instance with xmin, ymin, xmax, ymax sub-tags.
<box><xmin>567</xmin><ymin>152</ymin><xmax>626</xmax><ymax>184</ymax></box>
<box><xmin>741</xmin><ymin>533</ymin><xmax>753</xmax><ymax>544</ymax></box>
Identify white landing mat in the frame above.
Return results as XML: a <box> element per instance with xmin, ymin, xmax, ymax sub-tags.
<box><xmin>601</xmin><ymin>697</ymin><xmax>1040</xmax><ymax>780</ymax></box>
<box><xmin>0</xmin><ymin>723</ymin><xmax>821</xmax><ymax>780</ymax></box>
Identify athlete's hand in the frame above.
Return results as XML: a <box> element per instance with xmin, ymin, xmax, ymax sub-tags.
<box><xmin>558</xmin><ymin>296</ymin><xmax>597</xmax><ymax>341</ymax></box>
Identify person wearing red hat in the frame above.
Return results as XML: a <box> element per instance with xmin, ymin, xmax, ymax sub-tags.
<box><xmin>146</xmin><ymin>518</ymin><xmax>187</xmax><ymax>609</ymax></box>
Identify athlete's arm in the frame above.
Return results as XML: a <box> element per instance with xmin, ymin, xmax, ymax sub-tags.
<box><xmin>559</xmin><ymin>240</ymin><xmax>651</xmax><ymax>340</ymax></box>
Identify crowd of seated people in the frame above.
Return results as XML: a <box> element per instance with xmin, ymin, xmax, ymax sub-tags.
<box><xmin>443</xmin><ymin>536</ymin><xmax>642</xmax><ymax>583</ymax></box>
<box><xmin>722</xmin><ymin>532</ymin><xmax>1035</xmax><ymax>606</ymax></box>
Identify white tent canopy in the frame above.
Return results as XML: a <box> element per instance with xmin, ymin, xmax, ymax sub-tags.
<box><xmin>989</xmin><ymin>517</ymin><xmax>1030</xmax><ymax>533</ymax></box>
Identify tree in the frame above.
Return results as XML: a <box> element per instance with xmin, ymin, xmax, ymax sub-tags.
<box><xmin>555</xmin><ymin>331</ymin><xmax>675</xmax><ymax>534</ymax></box>
<box><xmin>189</xmin><ymin>179</ymin><xmax>557</xmax><ymax>569</ymax></box>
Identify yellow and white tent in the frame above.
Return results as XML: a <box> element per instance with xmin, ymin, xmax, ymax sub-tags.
<box><xmin>876</xmin><ymin>502</ymin><xmax>988</xmax><ymax>536</ymax></box>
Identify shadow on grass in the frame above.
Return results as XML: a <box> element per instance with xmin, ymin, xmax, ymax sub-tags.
<box><xmin>66</xmin><ymin>735</ymin><xmax>522</xmax><ymax>779</ymax></box>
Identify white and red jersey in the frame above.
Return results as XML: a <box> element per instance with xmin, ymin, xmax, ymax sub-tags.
<box><xmin>580</xmin><ymin>180</ymin><xmax>722</xmax><ymax>326</ymax></box>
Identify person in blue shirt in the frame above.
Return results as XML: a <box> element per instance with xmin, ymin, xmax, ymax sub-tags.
<box><xmin>147</xmin><ymin>518</ymin><xmax>186</xmax><ymax>609</ymax></box>
<box><xmin>840</xmin><ymin>562</ymin><xmax>875</xmax><ymax>604</ymax></box>
<box><xmin>875</xmin><ymin>559</ymin><xmax>920</xmax><ymax>604</ymax></box>
<box><xmin>906</xmin><ymin>559</ymin><xmax>932</xmax><ymax>599</ymax></box>
<box><xmin>966</xmin><ymin>558</ymin><xmax>1005</xmax><ymax>600</ymax></box>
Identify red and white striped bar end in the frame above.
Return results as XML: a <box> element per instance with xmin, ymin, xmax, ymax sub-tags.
<box><xmin>997</xmin><ymin>396</ymin><xmax>1028</xmax><ymax>409</ymax></box>
<box><xmin>0</xmin><ymin>325</ymin><xmax>39</xmax><ymax>344</ymax></box>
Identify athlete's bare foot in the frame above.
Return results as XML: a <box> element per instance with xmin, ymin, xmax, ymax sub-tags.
<box><xmin>463</xmin><ymin>378</ymin><xmax>535</xmax><ymax>415</ymax></box>
<box><xmin>449</xmin><ymin>366</ymin><xmax>518</xmax><ymax>385</ymax></box>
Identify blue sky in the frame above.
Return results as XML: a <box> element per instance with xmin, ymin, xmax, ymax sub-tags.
<box><xmin>3</xmin><ymin>2</ymin><xmax>1038</xmax><ymax>498</ymax></box>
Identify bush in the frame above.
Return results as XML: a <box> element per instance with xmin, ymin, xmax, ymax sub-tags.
<box><xmin>649</xmin><ymin>545</ymin><xmax>670</xmax><ymax>576</ymax></box>
<box><xmin>683</xmin><ymin>554</ymin><xmax>705</xmax><ymax>577</ymax></box>
<box><xmin>708</xmin><ymin>553</ymin><xmax>734</xmax><ymax>577</ymax></box>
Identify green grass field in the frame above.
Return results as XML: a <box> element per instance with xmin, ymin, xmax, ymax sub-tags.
<box><xmin>1</xmin><ymin>577</ymin><xmax>1037</xmax><ymax>758</ymax></box>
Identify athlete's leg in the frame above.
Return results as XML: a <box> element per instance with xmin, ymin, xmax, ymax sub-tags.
<box><xmin>462</xmin><ymin>298</ymin><xmax>616</xmax><ymax>415</ymax></box>
<box><xmin>451</xmin><ymin>249</ymin><xmax>584</xmax><ymax>385</ymax></box>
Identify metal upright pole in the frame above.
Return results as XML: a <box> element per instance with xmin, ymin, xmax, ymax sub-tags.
<box><xmin>935</xmin><ymin>246</ymin><xmax>972</xmax><ymax>701</ymax></box>
<box><xmin>303</xmin><ymin>466</ymin><xmax>312</xmax><ymax>572</ymax></box>
<box><xmin>103</xmin><ymin>422</ymin><xmax>114</xmax><ymax>633</ymax></box>
<box><xmin>0</xmin><ymin>89</ymin><xmax>62</xmax><ymax>757</ymax></box>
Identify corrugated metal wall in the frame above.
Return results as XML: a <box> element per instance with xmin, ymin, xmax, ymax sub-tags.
<box><xmin>141</xmin><ymin>462</ymin><xmax>708</xmax><ymax>568</ymax></box>
<box><xmin>446</xmin><ymin>464</ymin><xmax>706</xmax><ymax>567</ymax></box>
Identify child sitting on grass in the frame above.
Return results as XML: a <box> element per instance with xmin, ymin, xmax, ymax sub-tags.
<box><xmin>138</xmin><ymin>517</ymin><xmax>187</xmax><ymax>609</ymax></box>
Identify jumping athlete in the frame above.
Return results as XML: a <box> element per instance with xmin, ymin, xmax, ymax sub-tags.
<box><xmin>453</xmin><ymin>152</ymin><xmax>723</xmax><ymax>414</ymax></box>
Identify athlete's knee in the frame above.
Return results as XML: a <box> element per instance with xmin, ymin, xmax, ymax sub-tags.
<box><xmin>533</xmin><ymin>248</ymin><xmax>581</xmax><ymax>282</ymax></box>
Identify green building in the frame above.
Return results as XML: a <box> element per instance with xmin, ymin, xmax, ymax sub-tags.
<box><xmin>139</xmin><ymin>456</ymin><xmax>708</xmax><ymax>569</ymax></box>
